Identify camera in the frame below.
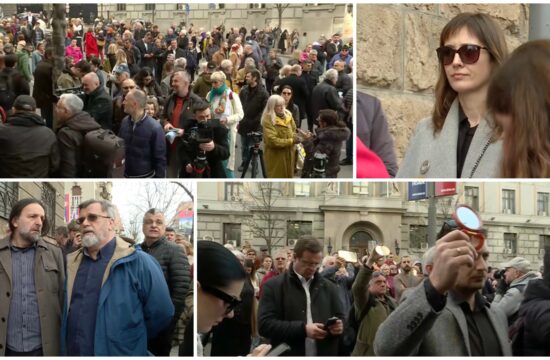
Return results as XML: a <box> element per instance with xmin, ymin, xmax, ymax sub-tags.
<box><xmin>312</xmin><ymin>152</ymin><xmax>328</xmax><ymax>178</ymax></box>
<box><xmin>186</xmin><ymin>123</ymin><xmax>213</xmax><ymax>145</ymax></box>
<box><xmin>54</xmin><ymin>86</ymin><xmax>85</xmax><ymax>98</ymax></box>
<box><xmin>494</xmin><ymin>269</ymin><xmax>506</xmax><ymax>280</ymax></box>
<box><xmin>247</xmin><ymin>131</ymin><xmax>263</xmax><ymax>144</ymax></box>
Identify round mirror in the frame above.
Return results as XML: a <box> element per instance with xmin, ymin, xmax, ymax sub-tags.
<box><xmin>455</xmin><ymin>205</ymin><xmax>482</xmax><ymax>230</ymax></box>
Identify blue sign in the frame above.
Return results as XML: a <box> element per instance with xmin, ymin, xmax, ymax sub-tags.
<box><xmin>408</xmin><ymin>182</ymin><xmax>428</xmax><ymax>201</ymax></box>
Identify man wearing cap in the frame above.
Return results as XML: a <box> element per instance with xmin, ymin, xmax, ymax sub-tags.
<box><xmin>328</xmin><ymin>45</ymin><xmax>353</xmax><ymax>69</ymax></box>
<box><xmin>82</xmin><ymin>72</ymin><xmax>113</xmax><ymax>130</ymax></box>
<box><xmin>492</xmin><ymin>257</ymin><xmax>539</xmax><ymax>323</ymax></box>
<box><xmin>192</xmin><ymin>61</ymin><xmax>215</xmax><ymax>99</ymax></box>
<box><xmin>0</xmin><ymin>95</ymin><xmax>59</xmax><ymax>177</ymax></box>
<box><xmin>110</xmin><ymin>64</ymin><xmax>130</xmax><ymax>98</ymax></box>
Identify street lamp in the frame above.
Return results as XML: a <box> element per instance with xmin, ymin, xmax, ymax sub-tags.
<box><xmin>395</xmin><ymin>239</ymin><xmax>400</xmax><ymax>256</ymax></box>
<box><xmin>327</xmin><ymin>237</ymin><xmax>333</xmax><ymax>255</ymax></box>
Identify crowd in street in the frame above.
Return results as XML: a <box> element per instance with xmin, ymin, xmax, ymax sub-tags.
<box><xmin>0</xmin><ymin>13</ymin><xmax>353</xmax><ymax>178</ymax></box>
<box><xmin>0</xmin><ymin>198</ymin><xmax>194</xmax><ymax>356</ymax></box>
<box><xmin>197</xmin><ymin>233</ymin><xmax>550</xmax><ymax>356</ymax></box>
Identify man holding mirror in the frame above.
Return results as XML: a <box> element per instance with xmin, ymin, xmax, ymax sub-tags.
<box><xmin>373</xmin><ymin>206</ymin><xmax>512</xmax><ymax>355</ymax></box>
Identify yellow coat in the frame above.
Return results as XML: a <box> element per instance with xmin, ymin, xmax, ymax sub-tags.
<box><xmin>262</xmin><ymin>110</ymin><xmax>296</xmax><ymax>178</ymax></box>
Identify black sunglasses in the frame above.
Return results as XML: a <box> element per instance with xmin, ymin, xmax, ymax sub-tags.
<box><xmin>436</xmin><ymin>44</ymin><xmax>489</xmax><ymax>66</ymax></box>
<box><xmin>76</xmin><ymin>213</ymin><xmax>111</xmax><ymax>225</ymax></box>
<box><xmin>201</xmin><ymin>284</ymin><xmax>242</xmax><ymax>314</ymax></box>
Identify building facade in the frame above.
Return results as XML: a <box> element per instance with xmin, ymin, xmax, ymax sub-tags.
<box><xmin>0</xmin><ymin>182</ymin><xmax>66</xmax><ymax>240</ymax></box>
<box><xmin>198</xmin><ymin>181</ymin><xmax>550</xmax><ymax>268</ymax></box>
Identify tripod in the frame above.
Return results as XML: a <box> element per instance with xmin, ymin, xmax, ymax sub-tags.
<box><xmin>240</xmin><ymin>140</ymin><xmax>266</xmax><ymax>178</ymax></box>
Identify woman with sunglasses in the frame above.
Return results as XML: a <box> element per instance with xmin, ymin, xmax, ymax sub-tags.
<box><xmin>280</xmin><ymin>85</ymin><xmax>300</xmax><ymax>128</ymax></box>
<box><xmin>197</xmin><ymin>241</ymin><xmax>271</xmax><ymax>356</ymax></box>
<box><xmin>487</xmin><ymin>40</ymin><xmax>550</xmax><ymax>178</ymax></box>
<box><xmin>397</xmin><ymin>13</ymin><xmax>508</xmax><ymax>178</ymax></box>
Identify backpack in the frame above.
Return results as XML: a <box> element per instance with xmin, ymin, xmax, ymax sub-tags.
<box><xmin>0</xmin><ymin>71</ymin><xmax>16</xmax><ymax>112</ymax></box>
<box><xmin>345</xmin><ymin>297</ymin><xmax>375</xmax><ymax>350</ymax></box>
<box><xmin>82</xmin><ymin>128</ymin><xmax>125</xmax><ymax>178</ymax></box>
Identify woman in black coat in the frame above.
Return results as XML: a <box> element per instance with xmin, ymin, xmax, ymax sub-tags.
<box><xmin>278</xmin><ymin>30</ymin><xmax>288</xmax><ymax>54</ymax></box>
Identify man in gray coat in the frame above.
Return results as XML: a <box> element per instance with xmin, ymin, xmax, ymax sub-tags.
<box><xmin>0</xmin><ymin>199</ymin><xmax>65</xmax><ymax>356</ymax></box>
<box><xmin>374</xmin><ymin>230</ymin><xmax>512</xmax><ymax>356</ymax></box>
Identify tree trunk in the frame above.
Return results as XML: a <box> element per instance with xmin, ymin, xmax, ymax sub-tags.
<box><xmin>51</xmin><ymin>4</ymin><xmax>66</xmax><ymax>91</ymax></box>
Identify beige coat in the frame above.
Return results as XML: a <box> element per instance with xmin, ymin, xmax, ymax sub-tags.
<box><xmin>0</xmin><ymin>236</ymin><xmax>65</xmax><ymax>356</ymax></box>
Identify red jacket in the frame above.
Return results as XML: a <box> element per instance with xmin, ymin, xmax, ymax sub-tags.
<box><xmin>356</xmin><ymin>137</ymin><xmax>390</xmax><ymax>178</ymax></box>
<box><xmin>84</xmin><ymin>32</ymin><xmax>99</xmax><ymax>58</ymax></box>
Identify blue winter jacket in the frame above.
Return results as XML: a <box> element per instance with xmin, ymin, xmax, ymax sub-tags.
<box><xmin>60</xmin><ymin>237</ymin><xmax>174</xmax><ymax>356</ymax></box>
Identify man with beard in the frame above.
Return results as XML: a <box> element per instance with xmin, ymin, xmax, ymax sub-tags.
<box><xmin>374</xmin><ymin>231</ymin><xmax>512</xmax><ymax>355</ymax></box>
<box><xmin>0</xmin><ymin>199</ymin><xmax>65</xmax><ymax>356</ymax></box>
<box><xmin>394</xmin><ymin>255</ymin><xmax>421</xmax><ymax>303</ymax></box>
<box><xmin>61</xmin><ymin>199</ymin><xmax>174</xmax><ymax>356</ymax></box>
<box><xmin>140</xmin><ymin>209</ymin><xmax>190</xmax><ymax>356</ymax></box>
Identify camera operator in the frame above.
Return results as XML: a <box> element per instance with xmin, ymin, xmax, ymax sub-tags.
<box><xmin>179</xmin><ymin>101</ymin><xmax>229</xmax><ymax>178</ymax></box>
<box><xmin>492</xmin><ymin>257</ymin><xmax>539</xmax><ymax>324</ymax></box>
<box><xmin>374</xmin><ymin>230</ymin><xmax>512</xmax><ymax>356</ymax></box>
<box><xmin>237</xmin><ymin>69</ymin><xmax>269</xmax><ymax>172</ymax></box>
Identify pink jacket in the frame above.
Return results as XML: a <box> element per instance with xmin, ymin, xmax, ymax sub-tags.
<box><xmin>65</xmin><ymin>45</ymin><xmax>83</xmax><ymax>63</ymax></box>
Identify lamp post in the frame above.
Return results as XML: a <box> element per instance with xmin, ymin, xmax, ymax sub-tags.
<box><xmin>327</xmin><ymin>237</ymin><xmax>333</xmax><ymax>255</ymax></box>
<box><xmin>395</xmin><ymin>239</ymin><xmax>400</xmax><ymax>256</ymax></box>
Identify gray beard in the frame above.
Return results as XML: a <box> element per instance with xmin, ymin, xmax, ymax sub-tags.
<box><xmin>20</xmin><ymin>230</ymin><xmax>40</xmax><ymax>244</ymax></box>
<box><xmin>82</xmin><ymin>233</ymin><xmax>100</xmax><ymax>248</ymax></box>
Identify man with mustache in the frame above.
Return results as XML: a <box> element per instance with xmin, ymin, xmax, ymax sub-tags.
<box><xmin>61</xmin><ymin>199</ymin><xmax>174</xmax><ymax>356</ymax></box>
<box><xmin>374</xmin><ymin>230</ymin><xmax>512</xmax><ymax>355</ymax></box>
<box><xmin>141</xmin><ymin>208</ymin><xmax>190</xmax><ymax>356</ymax></box>
<box><xmin>0</xmin><ymin>199</ymin><xmax>65</xmax><ymax>356</ymax></box>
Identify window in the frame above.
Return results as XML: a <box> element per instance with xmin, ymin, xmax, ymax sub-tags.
<box><xmin>502</xmin><ymin>189</ymin><xmax>515</xmax><ymax>214</ymax></box>
<box><xmin>70</xmin><ymin>186</ymin><xmax>81</xmax><ymax>221</ymax></box>
<box><xmin>116</xmin><ymin>4</ymin><xmax>126</xmax><ymax>11</ymax></box>
<box><xmin>294</xmin><ymin>183</ymin><xmax>310</xmax><ymax>197</ymax></box>
<box><xmin>410</xmin><ymin>224</ymin><xmax>428</xmax><ymax>249</ymax></box>
<box><xmin>0</xmin><ymin>182</ymin><xmax>19</xmax><ymax>219</ymax></box>
<box><xmin>249</xmin><ymin>3</ymin><xmax>266</xmax><ymax>8</ymax></box>
<box><xmin>464</xmin><ymin>186</ymin><xmax>479</xmax><ymax>211</ymax></box>
<box><xmin>537</xmin><ymin>192</ymin><xmax>549</xmax><ymax>216</ymax></box>
<box><xmin>145</xmin><ymin>4</ymin><xmax>155</xmax><ymax>11</ymax></box>
<box><xmin>349</xmin><ymin>230</ymin><xmax>376</xmax><ymax>256</ymax></box>
<box><xmin>176</xmin><ymin>4</ymin><xmax>184</xmax><ymax>10</ymax></box>
<box><xmin>223</xmin><ymin>223</ymin><xmax>241</xmax><ymax>247</ymax></box>
<box><xmin>41</xmin><ymin>184</ymin><xmax>56</xmax><ymax>237</ymax></box>
<box><xmin>224</xmin><ymin>182</ymin><xmax>243</xmax><ymax>201</ymax></box>
<box><xmin>352</xmin><ymin>182</ymin><xmax>369</xmax><ymax>195</ymax></box>
<box><xmin>540</xmin><ymin>235</ymin><xmax>550</xmax><ymax>255</ymax></box>
<box><xmin>504</xmin><ymin>233</ymin><xmax>517</xmax><ymax>256</ymax></box>
<box><xmin>287</xmin><ymin>220</ymin><xmax>312</xmax><ymax>246</ymax></box>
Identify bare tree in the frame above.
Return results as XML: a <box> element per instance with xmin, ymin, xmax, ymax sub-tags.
<box><xmin>273</xmin><ymin>4</ymin><xmax>290</xmax><ymax>29</ymax></box>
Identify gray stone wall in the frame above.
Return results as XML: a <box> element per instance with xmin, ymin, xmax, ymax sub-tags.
<box><xmin>357</xmin><ymin>4</ymin><xmax>529</xmax><ymax>163</ymax></box>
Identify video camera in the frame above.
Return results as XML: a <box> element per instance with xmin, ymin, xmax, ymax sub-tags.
<box><xmin>54</xmin><ymin>86</ymin><xmax>85</xmax><ymax>98</ymax></box>
<box><xmin>186</xmin><ymin>123</ymin><xmax>213</xmax><ymax>145</ymax></box>
<box><xmin>312</xmin><ymin>152</ymin><xmax>328</xmax><ymax>178</ymax></box>
<box><xmin>247</xmin><ymin>131</ymin><xmax>263</xmax><ymax>144</ymax></box>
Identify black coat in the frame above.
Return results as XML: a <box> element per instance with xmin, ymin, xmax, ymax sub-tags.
<box><xmin>311</xmin><ymin>80</ymin><xmax>346</xmax><ymax>122</ymax></box>
<box><xmin>83</xmin><ymin>86</ymin><xmax>113</xmax><ymax>130</ymax></box>
<box><xmin>135</xmin><ymin>40</ymin><xmax>157</xmax><ymax>70</ymax></box>
<box><xmin>237</xmin><ymin>83</ymin><xmax>269</xmax><ymax>135</ymax></box>
<box><xmin>277</xmin><ymin>75</ymin><xmax>309</xmax><ymax>119</ymax></box>
<box><xmin>178</xmin><ymin>119</ymin><xmax>230</xmax><ymax>178</ymax></box>
<box><xmin>33</xmin><ymin>59</ymin><xmax>56</xmax><ymax>108</ymax></box>
<box><xmin>302</xmin><ymin>126</ymin><xmax>350</xmax><ymax>178</ymax></box>
<box><xmin>141</xmin><ymin>238</ymin><xmax>191</xmax><ymax>323</ymax></box>
<box><xmin>56</xmin><ymin>111</ymin><xmax>101</xmax><ymax>177</ymax></box>
<box><xmin>519</xmin><ymin>279</ymin><xmax>550</xmax><ymax>356</ymax></box>
<box><xmin>258</xmin><ymin>266</ymin><xmax>345</xmax><ymax>356</ymax></box>
<box><xmin>0</xmin><ymin>111</ymin><xmax>59</xmax><ymax>177</ymax></box>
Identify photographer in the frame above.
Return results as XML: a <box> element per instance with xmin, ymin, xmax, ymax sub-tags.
<box><xmin>492</xmin><ymin>257</ymin><xmax>539</xmax><ymax>324</ymax></box>
<box><xmin>374</xmin><ymin>230</ymin><xmax>511</xmax><ymax>356</ymax></box>
<box><xmin>179</xmin><ymin>101</ymin><xmax>229</xmax><ymax>178</ymax></box>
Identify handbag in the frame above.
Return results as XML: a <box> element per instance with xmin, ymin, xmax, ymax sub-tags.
<box><xmin>295</xmin><ymin>143</ymin><xmax>306</xmax><ymax>171</ymax></box>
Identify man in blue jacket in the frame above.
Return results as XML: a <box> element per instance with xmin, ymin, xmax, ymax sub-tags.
<box><xmin>60</xmin><ymin>199</ymin><xmax>174</xmax><ymax>356</ymax></box>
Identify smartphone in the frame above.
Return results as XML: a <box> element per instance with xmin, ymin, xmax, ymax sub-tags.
<box><xmin>266</xmin><ymin>343</ymin><xmax>291</xmax><ymax>357</ymax></box>
<box><xmin>324</xmin><ymin>316</ymin><xmax>339</xmax><ymax>329</ymax></box>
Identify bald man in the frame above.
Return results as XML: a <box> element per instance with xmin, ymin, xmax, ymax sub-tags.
<box><xmin>82</xmin><ymin>72</ymin><xmax>113</xmax><ymax>129</ymax></box>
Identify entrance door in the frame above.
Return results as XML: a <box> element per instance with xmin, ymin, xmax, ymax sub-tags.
<box><xmin>349</xmin><ymin>230</ymin><xmax>377</xmax><ymax>259</ymax></box>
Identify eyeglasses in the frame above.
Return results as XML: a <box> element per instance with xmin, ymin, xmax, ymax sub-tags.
<box><xmin>201</xmin><ymin>284</ymin><xmax>242</xmax><ymax>314</ymax></box>
<box><xmin>436</xmin><ymin>44</ymin><xmax>489</xmax><ymax>66</ymax></box>
<box><xmin>76</xmin><ymin>213</ymin><xmax>111</xmax><ymax>225</ymax></box>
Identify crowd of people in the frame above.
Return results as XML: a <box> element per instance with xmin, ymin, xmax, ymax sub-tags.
<box><xmin>197</xmin><ymin>231</ymin><xmax>550</xmax><ymax>356</ymax></box>
<box><xmin>0</xmin><ymin>198</ymin><xmax>194</xmax><ymax>356</ymax></box>
<box><xmin>358</xmin><ymin>12</ymin><xmax>550</xmax><ymax>179</ymax></box>
<box><xmin>0</xmin><ymin>13</ymin><xmax>353</xmax><ymax>178</ymax></box>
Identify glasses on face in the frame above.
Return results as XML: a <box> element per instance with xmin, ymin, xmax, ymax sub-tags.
<box><xmin>76</xmin><ymin>213</ymin><xmax>111</xmax><ymax>225</ymax></box>
<box><xmin>202</xmin><ymin>284</ymin><xmax>242</xmax><ymax>314</ymax></box>
<box><xmin>436</xmin><ymin>44</ymin><xmax>489</xmax><ymax>66</ymax></box>
<box><xmin>143</xmin><ymin>219</ymin><xmax>164</xmax><ymax>226</ymax></box>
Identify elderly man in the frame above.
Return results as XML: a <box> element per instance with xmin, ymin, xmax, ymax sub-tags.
<box><xmin>0</xmin><ymin>199</ymin><xmax>65</xmax><ymax>356</ymax></box>
<box><xmin>55</xmin><ymin>93</ymin><xmax>102</xmax><ymax>177</ymax></box>
<box><xmin>82</xmin><ymin>72</ymin><xmax>113</xmax><ymax>129</ymax></box>
<box><xmin>374</xmin><ymin>231</ymin><xmax>512</xmax><ymax>356</ymax></box>
<box><xmin>61</xmin><ymin>199</ymin><xmax>174</xmax><ymax>356</ymax></box>
<box><xmin>310</xmin><ymin>69</ymin><xmax>346</xmax><ymax>127</ymax></box>
<box><xmin>258</xmin><ymin>237</ymin><xmax>344</xmax><ymax>356</ymax></box>
<box><xmin>492</xmin><ymin>257</ymin><xmax>539</xmax><ymax>323</ymax></box>
<box><xmin>119</xmin><ymin>89</ymin><xmax>166</xmax><ymax>178</ymax></box>
<box><xmin>141</xmin><ymin>209</ymin><xmax>190</xmax><ymax>356</ymax></box>
<box><xmin>0</xmin><ymin>95</ymin><xmax>59</xmax><ymax>177</ymax></box>
<box><xmin>162</xmin><ymin>71</ymin><xmax>203</xmax><ymax>177</ymax></box>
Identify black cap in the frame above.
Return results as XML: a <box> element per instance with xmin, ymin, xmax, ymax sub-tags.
<box><xmin>342</xmin><ymin>45</ymin><xmax>350</xmax><ymax>50</ymax></box>
<box><xmin>13</xmin><ymin>95</ymin><xmax>36</xmax><ymax>111</ymax></box>
<box><xmin>206</xmin><ymin>61</ymin><xmax>217</xmax><ymax>71</ymax></box>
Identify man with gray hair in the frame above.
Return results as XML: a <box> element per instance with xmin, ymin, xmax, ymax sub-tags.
<box><xmin>55</xmin><ymin>93</ymin><xmax>102</xmax><ymax>177</ymax></box>
<box><xmin>61</xmin><ymin>199</ymin><xmax>174</xmax><ymax>355</ymax></box>
<box><xmin>310</xmin><ymin>69</ymin><xmax>346</xmax><ymax>127</ymax></box>
<box><xmin>119</xmin><ymin>89</ymin><xmax>166</xmax><ymax>177</ymax></box>
<box><xmin>82</xmin><ymin>72</ymin><xmax>113</xmax><ymax>130</ymax></box>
